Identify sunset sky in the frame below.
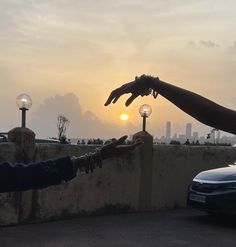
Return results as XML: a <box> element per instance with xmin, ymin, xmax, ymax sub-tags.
<box><xmin>1</xmin><ymin>0</ymin><xmax>236</xmax><ymax>139</ymax></box>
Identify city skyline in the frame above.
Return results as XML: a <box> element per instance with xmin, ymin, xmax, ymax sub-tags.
<box><xmin>157</xmin><ymin>120</ymin><xmax>236</xmax><ymax>145</ymax></box>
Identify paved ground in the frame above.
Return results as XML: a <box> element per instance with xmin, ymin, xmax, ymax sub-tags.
<box><xmin>1</xmin><ymin>208</ymin><xmax>236</xmax><ymax>247</ymax></box>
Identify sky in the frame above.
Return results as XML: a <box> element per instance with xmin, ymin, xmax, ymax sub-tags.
<box><xmin>0</xmin><ymin>0</ymin><xmax>236</xmax><ymax>139</ymax></box>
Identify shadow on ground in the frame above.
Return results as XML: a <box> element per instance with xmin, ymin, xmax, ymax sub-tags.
<box><xmin>190</xmin><ymin>213</ymin><xmax>236</xmax><ymax>229</ymax></box>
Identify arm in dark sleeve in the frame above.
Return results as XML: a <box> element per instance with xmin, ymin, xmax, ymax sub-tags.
<box><xmin>0</xmin><ymin>156</ymin><xmax>76</xmax><ymax>193</ymax></box>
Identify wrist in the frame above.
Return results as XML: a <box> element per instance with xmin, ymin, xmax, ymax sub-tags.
<box><xmin>71</xmin><ymin>150</ymin><xmax>103</xmax><ymax>175</ymax></box>
<box><xmin>135</xmin><ymin>74</ymin><xmax>159</xmax><ymax>91</ymax></box>
<box><xmin>150</xmin><ymin>76</ymin><xmax>160</xmax><ymax>90</ymax></box>
<box><xmin>92</xmin><ymin>149</ymin><xmax>103</xmax><ymax>168</ymax></box>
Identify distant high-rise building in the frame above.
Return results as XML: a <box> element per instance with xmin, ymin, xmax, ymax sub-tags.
<box><xmin>166</xmin><ymin>121</ymin><xmax>171</xmax><ymax>141</ymax></box>
<box><xmin>193</xmin><ymin>132</ymin><xmax>199</xmax><ymax>141</ymax></box>
<box><xmin>173</xmin><ymin>133</ymin><xmax>177</xmax><ymax>140</ymax></box>
<box><xmin>217</xmin><ymin>130</ymin><xmax>221</xmax><ymax>141</ymax></box>
<box><xmin>186</xmin><ymin>123</ymin><xmax>192</xmax><ymax>140</ymax></box>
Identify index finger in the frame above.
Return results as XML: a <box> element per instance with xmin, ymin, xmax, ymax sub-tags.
<box><xmin>116</xmin><ymin>141</ymin><xmax>143</xmax><ymax>153</ymax></box>
<box><xmin>104</xmin><ymin>88</ymin><xmax>121</xmax><ymax>106</ymax></box>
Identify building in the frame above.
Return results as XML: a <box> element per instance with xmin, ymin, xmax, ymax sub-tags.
<box><xmin>193</xmin><ymin>132</ymin><xmax>199</xmax><ymax>142</ymax></box>
<box><xmin>186</xmin><ymin>123</ymin><xmax>192</xmax><ymax>140</ymax></box>
<box><xmin>166</xmin><ymin>121</ymin><xmax>171</xmax><ymax>142</ymax></box>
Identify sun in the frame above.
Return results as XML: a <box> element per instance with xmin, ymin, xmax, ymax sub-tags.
<box><xmin>120</xmin><ymin>113</ymin><xmax>129</xmax><ymax>121</ymax></box>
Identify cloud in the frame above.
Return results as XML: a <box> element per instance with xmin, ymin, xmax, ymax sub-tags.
<box><xmin>188</xmin><ymin>40</ymin><xmax>220</xmax><ymax>48</ymax></box>
<box><xmin>230</xmin><ymin>97</ymin><xmax>236</xmax><ymax>106</ymax></box>
<box><xmin>187</xmin><ymin>41</ymin><xmax>196</xmax><ymax>46</ymax></box>
<box><xmin>29</xmin><ymin>93</ymin><xmax>136</xmax><ymax>139</ymax></box>
<box><xmin>200</xmin><ymin>40</ymin><xmax>220</xmax><ymax>48</ymax></box>
<box><xmin>228</xmin><ymin>41</ymin><xmax>236</xmax><ymax>53</ymax></box>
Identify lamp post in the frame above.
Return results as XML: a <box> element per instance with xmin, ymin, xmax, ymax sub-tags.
<box><xmin>133</xmin><ymin>104</ymin><xmax>153</xmax><ymax>211</ymax></box>
<box><xmin>8</xmin><ymin>93</ymin><xmax>35</xmax><ymax>163</ymax></box>
<box><xmin>139</xmin><ymin>104</ymin><xmax>152</xmax><ymax>132</ymax></box>
<box><xmin>16</xmin><ymin>93</ymin><xmax>32</xmax><ymax>128</ymax></box>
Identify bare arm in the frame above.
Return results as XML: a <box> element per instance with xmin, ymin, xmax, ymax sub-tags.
<box><xmin>105</xmin><ymin>75</ymin><xmax>236</xmax><ymax>135</ymax></box>
<box><xmin>156</xmin><ymin>79</ymin><xmax>236</xmax><ymax>134</ymax></box>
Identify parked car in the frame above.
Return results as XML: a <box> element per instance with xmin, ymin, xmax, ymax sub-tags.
<box><xmin>187</xmin><ymin>164</ymin><xmax>236</xmax><ymax>214</ymax></box>
<box><xmin>0</xmin><ymin>133</ymin><xmax>7</xmax><ymax>142</ymax></box>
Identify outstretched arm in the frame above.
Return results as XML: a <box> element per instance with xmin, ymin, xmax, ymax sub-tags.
<box><xmin>155</xmin><ymin>79</ymin><xmax>236</xmax><ymax>135</ymax></box>
<box><xmin>0</xmin><ymin>156</ymin><xmax>75</xmax><ymax>193</ymax></box>
<box><xmin>0</xmin><ymin>136</ymin><xmax>142</xmax><ymax>193</ymax></box>
<box><xmin>105</xmin><ymin>75</ymin><xmax>236</xmax><ymax>135</ymax></box>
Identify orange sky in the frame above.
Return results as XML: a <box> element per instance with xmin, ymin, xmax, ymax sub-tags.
<box><xmin>0</xmin><ymin>1</ymin><xmax>236</xmax><ymax>138</ymax></box>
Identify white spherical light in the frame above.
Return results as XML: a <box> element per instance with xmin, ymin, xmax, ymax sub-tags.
<box><xmin>16</xmin><ymin>93</ymin><xmax>32</xmax><ymax>110</ymax></box>
<box><xmin>139</xmin><ymin>104</ymin><xmax>152</xmax><ymax>117</ymax></box>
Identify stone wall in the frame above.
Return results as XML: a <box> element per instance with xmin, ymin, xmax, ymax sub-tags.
<box><xmin>0</xmin><ymin>143</ymin><xmax>236</xmax><ymax>225</ymax></box>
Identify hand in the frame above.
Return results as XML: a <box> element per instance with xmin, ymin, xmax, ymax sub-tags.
<box><xmin>100</xmin><ymin>135</ymin><xmax>142</xmax><ymax>160</ymax></box>
<box><xmin>104</xmin><ymin>74</ymin><xmax>158</xmax><ymax>107</ymax></box>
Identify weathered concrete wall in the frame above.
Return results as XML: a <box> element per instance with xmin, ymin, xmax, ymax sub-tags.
<box><xmin>152</xmin><ymin>145</ymin><xmax>236</xmax><ymax>210</ymax></box>
<box><xmin>0</xmin><ymin>143</ymin><xmax>236</xmax><ymax>225</ymax></box>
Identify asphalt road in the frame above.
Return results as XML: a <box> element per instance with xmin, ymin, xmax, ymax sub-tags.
<box><xmin>1</xmin><ymin>208</ymin><xmax>236</xmax><ymax>247</ymax></box>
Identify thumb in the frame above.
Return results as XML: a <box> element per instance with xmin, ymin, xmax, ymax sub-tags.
<box><xmin>115</xmin><ymin>135</ymin><xmax>128</xmax><ymax>146</ymax></box>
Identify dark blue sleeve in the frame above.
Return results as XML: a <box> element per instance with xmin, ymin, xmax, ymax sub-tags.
<box><xmin>0</xmin><ymin>156</ymin><xmax>76</xmax><ymax>193</ymax></box>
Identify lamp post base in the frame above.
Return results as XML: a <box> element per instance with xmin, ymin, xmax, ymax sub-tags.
<box><xmin>133</xmin><ymin>131</ymin><xmax>153</xmax><ymax>211</ymax></box>
<box><xmin>8</xmin><ymin>127</ymin><xmax>36</xmax><ymax>163</ymax></box>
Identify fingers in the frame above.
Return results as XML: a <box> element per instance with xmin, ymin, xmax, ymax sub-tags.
<box><xmin>130</xmin><ymin>141</ymin><xmax>143</xmax><ymax>149</ymax></box>
<box><xmin>125</xmin><ymin>93</ymin><xmax>139</xmax><ymax>106</ymax></box>
<box><xmin>116</xmin><ymin>141</ymin><xmax>142</xmax><ymax>154</ymax></box>
<box><xmin>104</xmin><ymin>89</ymin><xmax>119</xmax><ymax>106</ymax></box>
<box><xmin>105</xmin><ymin>90</ymin><xmax>124</xmax><ymax>106</ymax></box>
<box><xmin>133</xmin><ymin>138</ymin><xmax>143</xmax><ymax>145</ymax></box>
<box><xmin>112</xmin><ymin>95</ymin><xmax>122</xmax><ymax>104</ymax></box>
<box><xmin>131</xmin><ymin>138</ymin><xmax>143</xmax><ymax>148</ymax></box>
<box><xmin>104</xmin><ymin>81</ymin><xmax>135</xmax><ymax>106</ymax></box>
<box><xmin>116</xmin><ymin>135</ymin><xmax>128</xmax><ymax>145</ymax></box>
<box><xmin>122</xmin><ymin>138</ymin><xmax>143</xmax><ymax>152</ymax></box>
<box><xmin>107</xmin><ymin>135</ymin><xmax>128</xmax><ymax>148</ymax></box>
<box><xmin>104</xmin><ymin>84</ymin><xmax>127</xmax><ymax>106</ymax></box>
